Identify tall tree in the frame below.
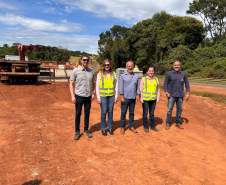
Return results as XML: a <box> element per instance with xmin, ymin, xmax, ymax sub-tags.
<box><xmin>187</xmin><ymin>0</ymin><xmax>226</xmax><ymax>43</ymax></box>
<box><xmin>97</xmin><ymin>25</ymin><xmax>130</xmax><ymax>68</ymax></box>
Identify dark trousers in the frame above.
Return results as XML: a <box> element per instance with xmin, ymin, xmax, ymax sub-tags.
<box><xmin>75</xmin><ymin>95</ymin><xmax>91</xmax><ymax>132</ymax></box>
<box><xmin>120</xmin><ymin>98</ymin><xmax>136</xmax><ymax>128</ymax></box>
<box><xmin>142</xmin><ymin>100</ymin><xmax>157</xmax><ymax>128</ymax></box>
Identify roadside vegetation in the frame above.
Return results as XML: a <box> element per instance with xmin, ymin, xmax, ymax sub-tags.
<box><xmin>191</xmin><ymin>92</ymin><xmax>226</xmax><ymax>104</ymax></box>
<box><xmin>186</xmin><ymin>79</ymin><xmax>226</xmax><ymax>85</ymax></box>
<box><xmin>157</xmin><ymin>76</ymin><xmax>226</xmax><ymax>85</ymax></box>
<box><xmin>159</xmin><ymin>85</ymin><xmax>226</xmax><ymax>104</ymax></box>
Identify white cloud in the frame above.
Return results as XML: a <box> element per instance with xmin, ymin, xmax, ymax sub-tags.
<box><xmin>64</xmin><ymin>5</ymin><xmax>78</xmax><ymax>13</ymax></box>
<box><xmin>0</xmin><ymin>2</ymin><xmax>17</xmax><ymax>10</ymax></box>
<box><xmin>45</xmin><ymin>0</ymin><xmax>52</xmax><ymax>5</ymax></box>
<box><xmin>0</xmin><ymin>13</ymin><xmax>82</xmax><ymax>32</ymax></box>
<box><xmin>57</xmin><ymin>0</ymin><xmax>193</xmax><ymax>22</ymax></box>
<box><xmin>42</xmin><ymin>7</ymin><xmax>64</xmax><ymax>15</ymax></box>
<box><xmin>0</xmin><ymin>28</ymin><xmax>99</xmax><ymax>54</ymax></box>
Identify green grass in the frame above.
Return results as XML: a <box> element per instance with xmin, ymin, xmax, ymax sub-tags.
<box><xmin>187</xmin><ymin>79</ymin><xmax>226</xmax><ymax>85</ymax></box>
<box><xmin>70</xmin><ymin>56</ymin><xmax>97</xmax><ymax>65</ymax></box>
<box><xmin>159</xmin><ymin>85</ymin><xmax>226</xmax><ymax>104</ymax></box>
<box><xmin>190</xmin><ymin>92</ymin><xmax>226</xmax><ymax>104</ymax></box>
<box><xmin>156</xmin><ymin>75</ymin><xmax>226</xmax><ymax>85</ymax></box>
<box><xmin>70</xmin><ymin>56</ymin><xmax>80</xmax><ymax>65</ymax></box>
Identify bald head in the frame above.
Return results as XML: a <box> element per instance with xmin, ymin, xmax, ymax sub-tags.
<box><xmin>126</xmin><ymin>61</ymin><xmax>134</xmax><ymax>73</ymax></box>
<box><xmin>126</xmin><ymin>61</ymin><xmax>134</xmax><ymax>67</ymax></box>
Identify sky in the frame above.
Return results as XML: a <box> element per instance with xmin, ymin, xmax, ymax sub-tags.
<box><xmin>0</xmin><ymin>0</ymin><xmax>194</xmax><ymax>54</ymax></box>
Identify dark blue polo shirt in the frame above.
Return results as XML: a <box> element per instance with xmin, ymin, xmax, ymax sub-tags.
<box><xmin>164</xmin><ymin>70</ymin><xmax>190</xmax><ymax>97</ymax></box>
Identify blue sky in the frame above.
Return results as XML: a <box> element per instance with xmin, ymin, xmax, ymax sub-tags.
<box><xmin>0</xmin><ymin>0</ymin><xmax>193</xmax><ymax>54</ymax></box>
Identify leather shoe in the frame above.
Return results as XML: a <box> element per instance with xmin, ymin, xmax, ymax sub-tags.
<box><xmin>109</xmin><ymin>130</ymin><xmax>114</xmax><ymax>135</ymax></box>
<box><xmin>151</xmin><ymin>127</ymin><xmax>158</xmax><ymax>132</ymax></box>
<box><xmin>176</xmin><ymin>124</ymin><xmax>184</xmax><ymax>129</ymax></box>
<box><xmin>165</xmin><ymin>124</ymin><xmax>170</xmax><ymax>130</ymax></box>
<box><xmin>129</xmin><ymin>127</ymin><xmax>138</xmax><ymax>133</ymax></box>
<box><xmin>101</xmin><ymin>130</ymin><xmax>107</xmax><ymax>136</ymax></box>
<box><xmin>144</xmin><ymin>127</ymin><xmax>149</xmax><ymax>133</ymax></box>
<box><xmin>120</xmin><ymin>128</ymin><xmax>125</xmax><ymax>134</ymax></box>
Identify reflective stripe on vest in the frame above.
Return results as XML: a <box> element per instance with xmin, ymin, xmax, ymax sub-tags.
<box><xmin>142</xmin><ymin>77</ymin><xmax>158</xmax><ymax>101</ymax></box>
<box><xmin>99</xmin><ymin>72</ymin><xmax>116</xmax><ymax>97</ymax></box>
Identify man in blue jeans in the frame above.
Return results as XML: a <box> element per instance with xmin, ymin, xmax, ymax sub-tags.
<box><xmin>164</xmin><ymin>61</ymin><xmax>190</xmax><ymax>130</ymax></box>
<box><xmin>119</xmin><ymin>61</ymin><xmax>140</xmax><ymax>134</ymax></box>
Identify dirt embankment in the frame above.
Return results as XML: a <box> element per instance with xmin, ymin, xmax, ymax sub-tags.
<box><xmin>0</xmin><ymin>82</ymin><xmax>226</xmax><ymax>185</ymax></box>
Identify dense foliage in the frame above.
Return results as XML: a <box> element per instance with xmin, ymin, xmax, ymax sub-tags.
<box><xmin>187</xmin><ymin>0</ymin><xmax>226</xmax><ymax>43</ymax></box>
<box><xmin>0</xmin><ymin>43</ymin><xmax>93</xmax><ymax>62</ymax></box>
<box><xmin>97</xmin><ymin>10</ymin><xmax>226</xmax><ymax>78</ymax></box>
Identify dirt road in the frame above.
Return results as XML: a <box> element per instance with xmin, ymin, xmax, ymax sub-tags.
<box><xmin>0</xmin><ymin>82</ymin><xmax>226</xmax><ymax>185</ymax></box>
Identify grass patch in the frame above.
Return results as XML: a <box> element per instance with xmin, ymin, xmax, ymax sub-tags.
<box><xmin>70</xmin><ymin>56</ymin><xmax>97</xmax><ymax>65</ymax></box>
<box><xmin>190</xmin><ymin>92</ymin><xmax>226</xmax><ymax>104</ymax></box>
<box><xmin>187</xmin><ymin>79</ymin><xmax>226</xmax><ymax>85</ymax></box>
<box><xmin>70</xmin><ymin>56</ymin><xmax>80</xmax><ymax>65</ymax></box>
<box><xmin>159</xmin><ymin>85</ymin><xmax>226</xmax><ymax>104</ymax></box>
<box><xmin>156</xmin><ymin>75</ymin><xmax>226</xmax><ymax>85</ymax></box>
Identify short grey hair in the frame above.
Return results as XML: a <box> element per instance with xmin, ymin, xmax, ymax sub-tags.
<box><xmin>174</xmin><ymin>61</ymin><xmax>181</xmax><ymax>64</ymax></box>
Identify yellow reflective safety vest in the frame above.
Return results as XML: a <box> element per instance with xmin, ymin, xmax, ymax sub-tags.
<box><xmin>142</xmin><ymin>77</ymin><xmax>159</xmax><ymax>101</ymax></box>
<box><xmin>99</xmin><ymin>71</ymin><xmax>116</xmax><ymax>97</ymax></box>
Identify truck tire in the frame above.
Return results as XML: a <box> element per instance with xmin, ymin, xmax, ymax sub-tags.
<box><xmin>31</xmin><ymin>77</ymin><xmax>38</xmax><ymax>84</ymax></box>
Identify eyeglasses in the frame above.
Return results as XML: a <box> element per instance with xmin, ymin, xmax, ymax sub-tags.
<box><xmin>104</xmin><ymin>64</ymin><xmax>110</xmax><ymax>67</ymax></box>
<box><xmin>82</xmin><ymin>59</ymin><xmax>89</xmax><ymax>62</ymax></box>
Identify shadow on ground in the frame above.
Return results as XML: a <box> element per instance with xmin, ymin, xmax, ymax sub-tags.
<box><xmin>22</xmin><ymin>180</ymin><xmax>42</xmax><ymax>185</ymax></box>
<box><xmin>90</xmin><ymin>117</ymin><xmax>163</xmax><ymax>133</ymax></box>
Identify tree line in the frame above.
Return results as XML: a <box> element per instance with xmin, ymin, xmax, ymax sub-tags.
<box><xmin>97</xmin><ymin>0</ymin><xmax>226</xmax><ymax>79</ymax></box>
<box><xmin>0</xmin><ymin>42</ymin><xmax>93</xmax><ymax>62</ymax></box>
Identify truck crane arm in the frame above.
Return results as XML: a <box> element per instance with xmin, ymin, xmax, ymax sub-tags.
<box><xmin>18</xmin><ymin>45</ymin><xmax>70</xmax><ymax>61</ymax></box>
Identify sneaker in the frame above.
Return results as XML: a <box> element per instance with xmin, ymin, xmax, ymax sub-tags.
<box><xmin>109</xmin><ymin>130</ymin><xmax>114</xmax><ymax>135</ymax></box>
<box><xmin>74</xmin><ymin>132</ymin><xmax>80</xmax><ymax>140</ymax></box>
<box><xmin>83</xmin><ymin>130</ymin><xmax>93</xmax><ymax>138</ymax></box>
<box><xmin>151</xmin><ymin>127</ymin><xmax>158</xmax><ymax>132</ymax></box>
<box><xmin>144</xmin><ymin>127</ymin><xmax>149</xmax><ymax>133</ymax></box>
<box><xmin>101</xmin><ymin>130</ymin><xmax>107</xmax><ymax>136</ymax></box>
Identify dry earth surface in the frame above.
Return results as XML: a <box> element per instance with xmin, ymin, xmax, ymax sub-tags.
<box><xmin>0</xmin><ymin>82</ymin><xmax>226</xmax><ymax>185</ymax></box>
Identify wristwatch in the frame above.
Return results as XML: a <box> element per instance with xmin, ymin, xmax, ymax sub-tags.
<box><xmin>93</xmin><ymin>93</ymin><xmax>96</xmax><ymax>95</ymax></box>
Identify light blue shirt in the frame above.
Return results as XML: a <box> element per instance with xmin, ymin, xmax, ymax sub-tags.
<box><xmin>119</xmin><ymin>72</ymin><xmax>140</xmax><ymax>99</ymax></box>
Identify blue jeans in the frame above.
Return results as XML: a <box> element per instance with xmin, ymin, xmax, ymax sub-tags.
<box><xmin>100</xmin><ymin>95</ymin><xmax>115</xmax><ymax>130</ymax></box>
<box><xmin>166</xmin><ymin>97</ymin><xmax>183</xmax><ymax>125</ymax></box>
<box><xmin>120</xmin><ymin>98</ymin><xmax>136</xmax><ymax>128</ymax></box>
<box><xmin>142</xmin><ymin>100</ymin><xmax>156</xmax><ymax>128</ymax></box>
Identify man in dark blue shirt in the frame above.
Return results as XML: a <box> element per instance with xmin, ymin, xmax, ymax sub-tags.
<box><xmin>164</xmin><ymin>61</ymin><xmax>190</xmax><ymax>130</ymax></box>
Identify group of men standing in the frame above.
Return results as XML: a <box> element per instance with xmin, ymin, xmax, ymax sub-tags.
<box><xmin>69</xmin><ymin>55</ymin><xmax>190</xmax><ymax>140</ymax></box>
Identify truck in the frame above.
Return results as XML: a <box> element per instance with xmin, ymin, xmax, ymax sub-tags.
<box><xmin>0</xmin><ymin>44</ymin><xmax>69</xmax><ymax>83</ymax></box>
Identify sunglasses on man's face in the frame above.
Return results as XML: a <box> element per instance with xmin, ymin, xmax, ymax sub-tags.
<box><xmin>104</xmin><ymin>64</ymin><xmax>110</xmax><ymax>67</ymax></box>
<box><xmin>82</xmin><ymin>59</ymin><xmax>89</xmax><ymax>62</ymax></box>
